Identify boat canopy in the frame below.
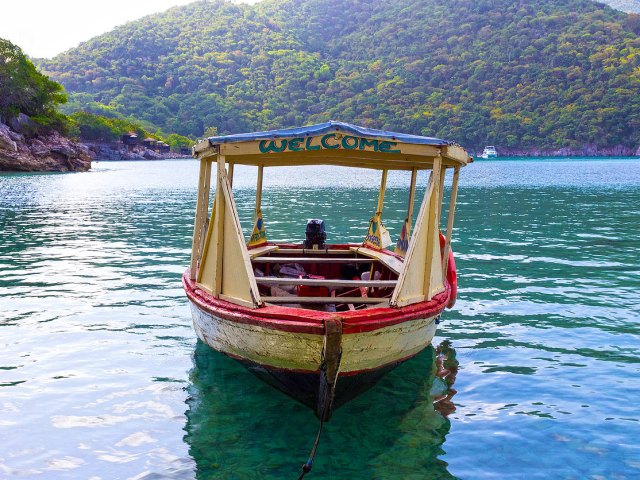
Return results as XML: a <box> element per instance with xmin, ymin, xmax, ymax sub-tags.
<box><xmin>194</xmin><ymin>121</ymin><xmax>470</xmax><ymax>170</ymax></box>
<box><xmin>189</xmin><ymin>121</ymin><xmax>469</xmax><ymax>310</ymax></box>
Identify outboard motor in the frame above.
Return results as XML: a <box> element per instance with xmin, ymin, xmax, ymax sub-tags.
<box><xmin>305</xmin><ymin>219</ymin><xmax>326</xmax><ymax>249</ymax></box>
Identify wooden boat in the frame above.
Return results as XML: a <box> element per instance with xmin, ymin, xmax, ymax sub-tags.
<box><xmin>183</xmin><ymin>121</ymin><xmax>470</xmax><ymax>421</ymax></box>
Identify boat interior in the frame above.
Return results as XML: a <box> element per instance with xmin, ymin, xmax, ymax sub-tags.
<box><xmin>249</xmin><ymin>243</ymin><xmax>401</xmax><ymax>311</ymax></box>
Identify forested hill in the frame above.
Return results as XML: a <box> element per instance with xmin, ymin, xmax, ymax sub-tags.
<box><xmin>39</xmin><ymin>0</ymin><xmax>640</xmax><ymax>152</ymax></box>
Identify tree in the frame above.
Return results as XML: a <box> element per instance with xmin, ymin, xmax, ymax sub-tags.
<box><xmin>0</xmin><ymin>38</ymin><xmax>68</xmax><ymax>132</ymax></box>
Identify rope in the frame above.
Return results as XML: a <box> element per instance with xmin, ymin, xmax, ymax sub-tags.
<box><xmin>297</xmin><ymin>393</ymin><xmax>329</xmax><ymax>480</ymax></box>
<box><xmin>297</xmin><ymin>318</ymin><xmax>341</xmax><ymax>479</ymax></box>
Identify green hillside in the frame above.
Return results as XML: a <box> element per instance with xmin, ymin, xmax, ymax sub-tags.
<box><xmin>39</xmin><ymin>0</ymin><xmax>640</xmax><ymax>151</ymax></box>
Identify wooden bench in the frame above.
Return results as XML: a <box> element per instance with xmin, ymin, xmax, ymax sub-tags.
<box><xmin>252</xmin><ymin>257</ymin><xmax>375</xmax><ymax>264</ymax></box>
<box><xmin>256</xmin><ymin>277</ymin><xmax>396</xmax><ymax>288</ymax></box>
<box><xmin>262</xmin><ymin>296</ymin><xmax>390</xmax><ymax>306</ymax></box>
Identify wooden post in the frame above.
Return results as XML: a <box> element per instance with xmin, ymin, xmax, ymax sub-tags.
<box><xmin>442</xmin><ymin>166</ymin><xmax>460</xmax><ymax>279</ymax></box>
<box><xmin>190</xmin><ymin>157</ymin><xmax>212</xmax><ymax>280</ymax></box>
<box><xmin>406</xmin><ymin>167</ymin><xmax>418</xmax><ymax>233</ymax></box>
<box><xmin>227</xmin><ymin>163</ymin><xmax>234</xmax><ymax>188</ymax></box>
<box><xmin>376</xmin><ymin>169</ymin><xmax>388</xmax><ymax>214</ymax></box>
<box><xmin>255</xmin><ymin>165</ymin><xmax>264</xmax><ymax>215</ymax></box>
<box><xmin>437</xmin><ymin>165</ymin><xmax>447</xmax><ymax>229</ymax></box>
<box><xmin>213</xmin><ymin>155</ymin><xmax>226</xmax><ymax>295</ymax></box>
<box><xmin>423</xmin><ymin>154</ymin><xmax>441</xmax><ymax>299</ymax></box>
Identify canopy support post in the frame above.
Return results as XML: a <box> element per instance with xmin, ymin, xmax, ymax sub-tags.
<box><xmin>423</xmin><ymin>153</ymin><xmax>442</xmax><ymax>300</ymax></box>
<box><xmin>376</xmin><ymin>169</ymin><xmax>388</xmax><ymax>215</ymax></box>
<box><xmin>227</xmin><ymin>162</ymin><xmax>234</xmax><ymax>188</ymax></box>
<box><xmin>255</xmin><ymin>165</ymin><xmax>264</xmax><ymax>215</ymax></box>
<box><xmin>190</xmin><ymin>156</ymin><xmax>212</xmax><ymax>280</ymax></box>
<box><xmin>437</xmin><ymin>165</ymin><xmax>447</xmax><ymax>229</ymax></box>
<box><xmin>442</xmin><ymin>166</ymin><xmax>460</xmax><ymax>278</ymax></box>
<box><xmin>406</xmin><ymin>167</ymin><xmax>418</xmax><ymax>233</ymax></box>
<box><xmin>213</xmin><ymin>154</ymin><xmax>226</xmax><ymax>295</ymax></box>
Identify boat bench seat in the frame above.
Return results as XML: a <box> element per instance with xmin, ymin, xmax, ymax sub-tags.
<box><xmin>255</xmin><ymin>277</ymin><xmax>396</xmax><ymax>288</ymax></box>
<box><xmin>262</xmin><ymin>296</ymin><xmax>390</xmax><ymax>306</ymax></box>
<box><xmin>252</xmin><ymin>257</ymin><xmax>375</xmax><ymax>264</ymax></box>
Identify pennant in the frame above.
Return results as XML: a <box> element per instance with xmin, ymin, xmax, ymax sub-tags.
<box><xmin>247</xmin><ymin>209</ymin><xmax>267</xmax><ymax>248</ymax></box>
<box><xmin>394</xmin><ymin>218</ymin><xmax>410</xmax><ymax>257</ymax></box>
<box><xmin>363</xmin><ymin>214</ymin><xmax>383</xmax><ymax>249</ymax></box>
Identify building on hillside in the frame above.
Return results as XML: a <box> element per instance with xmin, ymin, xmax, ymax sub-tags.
<box><xmin>120</xmin><ymin>133</ymin><xmax>139</xmax><ymax>152</ymax></box>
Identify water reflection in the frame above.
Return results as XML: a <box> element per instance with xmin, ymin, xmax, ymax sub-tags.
<box><xmin>184</xmin><ymin>340</ymin><xmax>459</xmax><ymax>478</ymax></box>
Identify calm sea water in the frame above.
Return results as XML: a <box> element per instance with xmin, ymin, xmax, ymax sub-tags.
<box><xmin>1</xmin><ymin>158</ymin><xmax>639</xmax><ymax>479</ymax></box>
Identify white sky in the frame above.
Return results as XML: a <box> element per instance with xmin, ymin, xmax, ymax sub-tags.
<box><xmin>0</xmin><ymin>0</ymin><xmax>258</xmax><ymax>59</ymax></box>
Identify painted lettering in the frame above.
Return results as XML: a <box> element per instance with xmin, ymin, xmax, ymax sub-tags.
<box><xmin>359</xmin><ymin>138</ymin><xmax>379</xmax><ymax>151</ymax></box>
<box><xmin>305</xmin><ymin>136</ymin><xmax>321</xmax><ymax>150</ymax></box>
<box><xmin>341</xmin><ymin>135</ymin><xmax>359</xmax><ymax>149</ymax></box>
<box><xmin>259</xmin><ymin>139</ymin><xmax>288</xmax><ymax>153</ymax></box>
<box><xmin>288</xmin><ymin>137</ymin><xmax>304</xmax><ymax>151</ymax></box>
<box><xmin>378</xmin><ymin>141</ymin><xmax>401</xmax><ymax>153</ymax></box>
<box><xmin>258</xmin><ymin>135</ymin><xmax>402</xmax><ymax>154</ymax></box>
<box><xmin>320</xmin><ymin>133</ymin><xmax>340</xmax><ymax>149</ymax></box>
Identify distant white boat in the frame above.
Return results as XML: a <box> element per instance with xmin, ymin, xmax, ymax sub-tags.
<box><xmin>479</xmin><ymin>146</ymin><xmax>497</xmax><ymax>158</ymax></box>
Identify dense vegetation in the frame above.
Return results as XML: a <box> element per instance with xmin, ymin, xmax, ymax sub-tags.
<box><xmin>1</xmin><ymin>38</ymin><xmax>190</xmax><ymax>150</ymax></box>
<box><xmin>39</xmin><ymin>0</ymin><xmax>640</xmax><ymax>150</ymax></box>
<box><xmin>0</xmin><ymin>38</ymin><xmax>69</xmax><ymax>133</ymax></box>
<box><xmin>69</xmin><ymin>111</ymin><xmax>192</xmax><ymax>151</ymax></box>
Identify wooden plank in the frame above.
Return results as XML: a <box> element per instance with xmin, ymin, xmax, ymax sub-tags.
<box><xmin>255</xmin><ymin>165</ymin><xmax>263</xmax><ymax>214</ymax></box>
<box><xmin>437</xmin><ymin>165</ymin><xmax>447</xmax><ymax>228</ymax></box>
<box><xmin>276</xmin><ymin>248</ymin><xmax>355</xmax><ymax>255</ymax></box>
<box><xmin>376</xmin><ymin>169</ymin><xmax>388</xmax><ymax>214</ymax></box>
<box><xmin>213</xmin><ymin>155</ymin><xmax>226</xmax><ymax>294</ymax></box>
<box><xmin>390</xmin><ymin>174</ymin><xmax>435</xmax><ymax>306</ymax></box>
<box><xmin>442</xmin><ymin>166</ymin><xmax>460</xmax><ymax>279</ymax></box>
<box><xmin>406</xmin><ymin>167</ymin><xmax>418</xmax><ymax>233</ymax></box>
<box><xmin>219</xmin><ymin>139</ymin><xmax>441</xmax><ymax>159</ymax></box>
<box><xmin>425</xmin><ymin>154</ymin><xmax>444</xmax><ymax>299</ymax></box>
<box><xmin>262</xmin><ymin>296</ymin><xmax>390</xmax><ymax>305</ymax></box>
<box><xmin>227</xmin><ymin>163</ymin><xmax>234</xmax><ymax>188</ymax></box>
<box><xmin>348</xmin><ymin>247</ymin><xmax>404</xmax><ymax>274</ymax></box>
<box><xmin>196</xmin><ymin>198</ymin><xmax>215</xmax><ymax>283</ymax></box>
<box><xmin>255</xmin><ymin>278</ymin><xmax>397</xmax><ymax>288</ymax></box>
<box><xmin>189</xmin><ymin>158</ymin><xmax>212</xmax><ymax>279</ymax></box>
<box><xmin>219</xmin><ymin>164</ymin><xmax>262</xmax><ymax>307</ymax></box>
<box><xmin>248</xmin><ymin>244</ymin><xmax>280</xmax><ymax>259</ymax></box>
<box><xmin>252</xmin><ymin>257</ymin><xmax>375</xmax><ymax>264</ymax></box>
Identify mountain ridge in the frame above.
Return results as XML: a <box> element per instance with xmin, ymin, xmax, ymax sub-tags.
<box><xmin>39</xmin><ymin>0</ymin><xmax>640</xmax><ymax>152</ymax></box>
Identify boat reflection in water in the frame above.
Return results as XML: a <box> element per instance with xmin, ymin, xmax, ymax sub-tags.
<box><xmin>184</xmin><ymin>340</ymin><xmax>459</xmax><ymax>478</ymax></box>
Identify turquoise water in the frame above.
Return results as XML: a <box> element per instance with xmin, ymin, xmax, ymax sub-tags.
<box><xmin>1</xmin><ymin>158</ymin><xmax>639</xmax><ymax>479</ymax></box>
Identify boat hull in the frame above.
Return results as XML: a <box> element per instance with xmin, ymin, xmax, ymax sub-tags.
<box><xmin>188</xmin><ymin>297</ymin><xmax>440</xmax><ymax>413</ymax></box>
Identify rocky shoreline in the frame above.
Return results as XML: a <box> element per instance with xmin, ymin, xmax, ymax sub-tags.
<box><xmin>84</xmin><ymin>142</ymin><xmax>191</xmax><ymax>161</ymax></box>
<box><xmin>2</xmin><ymin>116</ymin><xmax>638</xmax><ymax>173</ymax></box>
<box><xmin>475</xmin><ymin>144</ymin><xmax>640</xmax><ymax>158</ymax></box>
<box><xmin>0</xmin><ymin>119</ymin><xmax>92</xmax><ymax>172</ymax></box>
<box><xmin>0</xmin><ymin>119</ymin><xmax>191</xmax><ymax>172</ymax></box>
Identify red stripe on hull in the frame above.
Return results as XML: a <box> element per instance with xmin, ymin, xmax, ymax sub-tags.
<box><xmin>183</xmin><ymin>271</ymin><xmax>449</xmax><ymax>335</ymax></box>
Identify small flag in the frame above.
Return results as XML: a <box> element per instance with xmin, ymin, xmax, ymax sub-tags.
<box><xmin>364</xmin><ymin>214</ymin><xmax>383</xmax><ymax>249</ymax></box>
<box><xmin>394</xmin><ymin>218</ymin><xmax>410</xmax><ymax>257</ymax></box>
<box><xmin>247</xmin><ymin>209</ymin><xmax>267</xmax><ymax>248</ymax></box>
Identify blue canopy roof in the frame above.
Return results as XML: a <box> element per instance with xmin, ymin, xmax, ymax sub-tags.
<box><xmin>206</xmin><ymin>121</ymin><xmax>451</xmax><ymax>146</ymax></box>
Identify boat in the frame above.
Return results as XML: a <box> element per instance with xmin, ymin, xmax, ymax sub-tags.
<box><xmin>183</xmin><ymin>121</ymin><xmax>470</xmax><ymax>422</ymax></box>
<box><xmin>479</xmin><ymin>145</ymin><xmax>497</xmax><ymax>158</ymax></box>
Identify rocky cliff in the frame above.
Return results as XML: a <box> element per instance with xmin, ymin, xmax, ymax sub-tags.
<box><xmin>84</xmin><ymin>143</ymin><xmax>190</xmax><ymax>161</ymax></box>
<box><xmin>0</xmin><ymin>117</ymin><xmax>93</xmax><ymax>172</ymax></box>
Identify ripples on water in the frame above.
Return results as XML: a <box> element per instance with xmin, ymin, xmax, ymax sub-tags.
<box><xmin>1</xmin><ymin>158</ymin><xmax>639</xmax><ymax>479</ymax></box>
